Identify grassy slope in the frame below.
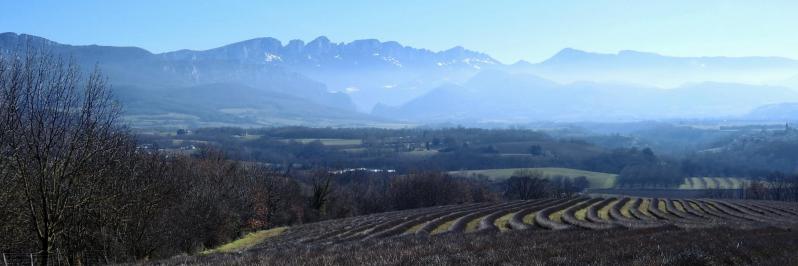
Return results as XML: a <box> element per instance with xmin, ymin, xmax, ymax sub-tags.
<box><xmin>202</xmin><ymin>227</ymin><xmax>288</xmax><ymax>254</ymax></box>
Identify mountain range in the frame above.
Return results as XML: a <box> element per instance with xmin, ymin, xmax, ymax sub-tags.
<box><xmin>2</xmin><ymin>32</ymin><xmax>798</xmax><ymax>127</ymax></box>
<box><xmin>374</xmin><ymin>70</ymin><xmax>798</xmax><ymax>122</ymax></box>
<box><xmin>516</xmin><ymin>48</ymin><xmax>798</xmax><ymax>88</ymax></box>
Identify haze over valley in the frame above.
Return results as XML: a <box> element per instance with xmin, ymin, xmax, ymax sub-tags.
<box><xmin>4</xmin><ymin>32</ymin><xmax>798</xmax><ymax>128</ymax></box>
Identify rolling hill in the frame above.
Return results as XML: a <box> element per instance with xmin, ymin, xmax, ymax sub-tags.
<box><xmin>116</xmin><ymin>83</ymin><xmax>391</xmax><ymax>128</ymax></box>
<box><xmin>745</xmin><ymin>102</ymin><xmax>798</xmax><ymax>121</ymax></box>
<box><xmin>515</xmin><ymin>48</ymin><xmax>798</xmax><ymax>88</ymax></box>
<box><xmin>373</xmin><ymin>70</ymin><xmax>798</xmax><ymax>122</ymax></box>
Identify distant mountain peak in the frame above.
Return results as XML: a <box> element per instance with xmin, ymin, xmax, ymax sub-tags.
<box><xmin>309</xmin><ymin>36</ymin><xmax>331</xmax><ymax>45</ymax></box>
<box><xmin>618</xmin><ymin>50</ymin><xmax>661</xmax><ymax>57</ymax></box>
<box><xmin>541</xmin><ymin>48</ymin><xmax>596</xmax><ymax>64</ymax></box>
<box><xmin>556</xmin><ymin>47</ymin><xmax>589</xmax><ymax>56</ymax></box>
<box><xmin>154</xmin><ymin>35</ymin><xmax>500</xmax><ymax>70</ymax></box>
<box><xmin>0</xmin><ymin>32</ymin><xmax>63</xmax><ymax>49</ymax></box>
<box><xmin>445</xmin><ymin>46</ymin><xmax>466</xmax><ymax>52</ymax></box>
<box><xmin>511</xmin><ymin>60</ymin><xmax>533</xmax><ymax>67</ymax></box>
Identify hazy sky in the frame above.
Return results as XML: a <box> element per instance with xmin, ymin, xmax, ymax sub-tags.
<box><xmin>3</xmin><ymin>0</ymin><xmax>798</xmax><ymax>63</ymax></box>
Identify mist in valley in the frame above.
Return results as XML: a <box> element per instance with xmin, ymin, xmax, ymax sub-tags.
<box><xmin>3</xmin><ymin>2</ymin><xmax>798</xmax><ymax>265</ymax></box>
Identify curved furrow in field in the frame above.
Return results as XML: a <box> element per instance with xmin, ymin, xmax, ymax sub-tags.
<box><xmin>613</xmin><ymin>199</ymin><xmax>669</xmax><ymax>229</ymax></box>
<box><xmin>698</xmin><ymin>200</ymin><xmax>778</xmax><ymax>229</ymax></box>
<box><xmin>409</xmin><ymin>201</ymin><xmax>528</xmax><ymax>236</ymax></box>
<box><xmin>628</xmin><ymin>198</ymin><xmax>657</xmax><ymax>221</ymax></box>
<box><xmin>507</xmin><ymin>198</ymin><xmax>572</xmax><ymax>230</ymax></box>
<box><xmin>284</xmin><ymin>217</ymin><xmax>363</xmax><ymax>243</ymax></box>
<box><xmin>609</xmin><ymin>197</ymin><xmax>640</xmax><ymax>222</ymax></box>
<box><xmin>300</xmin><ymin>207</ymin><xmax>435</xmax><ymax>243</ymax></box>
<box><xmin>734</xmin><ymin>201</ymin><xmax>792</xmax><ymax>219</ymax></box>
<box><xmin>608</xmin><ymin>198</ymin><xmax>669</xmax><ymax>229</ymax></box>
<box><xmin>561</xmin><ymin>198</ymin><xmax>618</xmax><ymax>230</ymax></box>
<box><xmin>708</xmin><ymin>200</ymin><xmax>777</xmax><ymax>222</ymax></box>
<box><xmin>663</xmin><ymin>199</ymin><xmax>712</xmax><ymax>227</ymax></box>
<box><xmin>680</xmin><ymin>199</ymin><xmax>757</xmax><ymax>229</ymax></box>
<box><xmin>689</xmin><ymin>199</ymin><xmax>759</xmax><ymax>228</ymax></box>
<box><xmin>745</xmin><ymin>201</ymin><xmax>798</xmax><ymax>217</ymax></box>
<box><xmin>444</xmin><ymin>200</ymin><xmax>543</xmax><ymax>234</ymax></box>
<box><xmin>661</xmin><ymin>199</ymin><xmax>727</xmax><ymax>229</ymax></box>
<box><xmin>475</xmin><ymin>199</ymin><xmax>554</xmax><ymax>232</ymax></box>
<box><xmin>766</xmin><ymin>201</ymin><xmax>798</xmax><ymax>215</ymax></box>
<box><xmin>411</xmin><ymin>200</ymin><xmax>545</xmax><ymax>236</ymax></box>
<box><xmin>646</xmin><ymin>198</ymin><xmax>682</xmax><ymax>221</ymax></box>
<box><xmin>776</xmin><ymin>201</ymin><xmax>798</xmax><ymax>211</ymax></box>
<box><xmin>585</xmin><ymin>198</ymin><xmax>617</xmax><ymax>224</ymax></box>
<box><xmin>279</xmin><ymin>212</ymin><xmax>401</xmax><ymax>245</ymax></box>
<box><xmin>276</xmin><ymin>204</ymin><xmax>476</xmax><ymax>245</ymax></box>
<box><xmin>535</xmin><ymin>197</ymin><xmax>591</xmax><ymax>230</ymax></box>
<box><xmin>250</xmin><ymin>197</ymin><xmax>798</xmax><ymax>251</ymax></box>
<box><xmin>332</xmin><ymin>213</ymin><xmax>442</xmax><ymax>241</ymax></box>
<box><xmin>335</xmin><ymin>203</ymin><xmax>484</xmax><ymax>242</ymax></box>
<box><xmin>717</xmin><ymin>201</ymin><xmax>797</xmax><ymax>226</ymax></box>
<box><xmin>745</xmin><ymin>200</ymin><xmax>798</xmax><ymax>219</ymax></box>
<box><xmin>364</xmin><ymin>204</ymin><xmax>493</xmax><ymax>240</ymax></box>
<box><xmin>676</xmin><ymin>200</ymin><xmax>715</xmax><ymax>220</ymax></box>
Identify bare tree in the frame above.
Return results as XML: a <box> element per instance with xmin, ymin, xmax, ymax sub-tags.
<box><xmin>310</xmin><ymin>170</ymin><xmax>334</xmax><ymax>215</ymax></box>
<box><xmin>504</xmin><ymin>169</ymin><xmax>549</xmax><ymax>200</ymax></box>
<box><xmin>246</xmin><ymin>166</ymin><xmax>289</xmax><ymax>229</ymax></box>
<box><xmin>0</xmin><ymin>49</ymin><xmax>126</xmax><ymax>265</ymax></box>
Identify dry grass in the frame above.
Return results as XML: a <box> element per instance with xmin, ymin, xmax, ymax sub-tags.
<box><xmin>464</xmin><ymin>216</ymin><xmax>483</xmax><ymax>232</ymax></box>
<box><xmin>639</xmin><ymin>199</ymin><xmax>651</xmax><ymax>215</ymax></box>
<box><xmin>658</xmin><ymin>200</ymin><xmax>669</xmax><ymax>213</ymax></box>
<box><xmin>494</xmin><ymin>213</ymin><xmax>515</xmax><ymax>231</ymax></box>
<box><xmin>523</xmin><ymin>212</ymin><xmax>537</xmax><ymax>225</ymax></box>
<box><xmin>548</xmin><ymin>209</ymin><xmax>566</xmax><ymax>223</ymax></box>
<box><xmin>688</xmin><ymin>201</ymin><xmax>701</xmax><ymax>210</ymax></box>
<box><xmin>598</xmin><ymin>199</ymin><xmax>617</xmax><ymax>220</ymax></box>
<box><xmin>202</xmin><ymin>227</ymin><xmax>287</xmax><ymax>254</ymax></box>
<box><xmin>574</xmin><ymin>207</ymin><xmax>588</xmax><ymax>221</ymax></box>
<box><xmin>620</xmin><ymin>199</ymin><xmax>635</xmax><ymax>218</ymax></box>
<box><xmin>405</xmin><ymin>222</ymin><xmax>426</xmax><ymax>234</ymax></box>
<box><xmin>431</xmin><ymin>220</ymin><xmax>456</xmax><ymax>235</ymax></box>
<box><xmin>674</xmin><ymin>201</ymin><xmax>686</xmax><ymax>212</ymax></box>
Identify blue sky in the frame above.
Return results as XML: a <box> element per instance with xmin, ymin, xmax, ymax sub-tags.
<box><xmin>2</xmin><ymin>0</ymin><xmax>797</xmax><ymax>63</ymax></box>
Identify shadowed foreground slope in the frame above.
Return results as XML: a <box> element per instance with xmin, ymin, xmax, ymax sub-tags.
<box><xmin>158</xmin><ymin>227</ymin><xmax>798</xmax><ymax>265</ymax></box>
<box><xmin>149</xmin><ymin>197</ymin><xmax>798</xmax><ymax>265</ymax></box>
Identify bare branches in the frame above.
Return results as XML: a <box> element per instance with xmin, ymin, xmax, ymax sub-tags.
<box><xmin>0</xmin><ymin>47</ymin><xmax>127</xmax><ymax>264</ymax></box>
